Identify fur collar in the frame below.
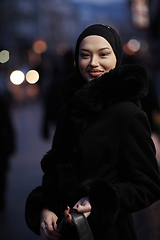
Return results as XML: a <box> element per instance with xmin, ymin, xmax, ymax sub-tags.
<box><xmin>62</xmin><ymin>64</ymin><xmax>148</xmax><ymax>116</ymax></box>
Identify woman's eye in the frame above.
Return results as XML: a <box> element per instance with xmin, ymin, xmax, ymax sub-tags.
<box><xmin>80</xmin><ymin>53</ymin><xmax>90</xmax><ymax>58</ymax></box>
<box><xmin>100</xmin><ymin>53</ymin><xmax>108</xmax><ymax>57</ymax></box>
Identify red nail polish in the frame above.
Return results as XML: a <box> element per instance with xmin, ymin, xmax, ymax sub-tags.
<box><xmin>77</xmin><ymin>204</ymin><xmax>79</xmax><ymax>208</ymax></box>
<box><xmin>66</xmin><ymin>206</ymin><xmax>69</xmax><ymax>210</ymax></box>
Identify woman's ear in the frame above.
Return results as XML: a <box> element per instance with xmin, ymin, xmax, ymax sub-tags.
<box><xmin>74</xmin><ymin>61</ymin><xmax>76</xmax><ymax>67</ymax></box>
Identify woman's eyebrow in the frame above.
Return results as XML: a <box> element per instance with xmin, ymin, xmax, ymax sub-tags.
<box><xmin>98</xmin><ymin>47</ymin><xmax>110</xmax><ymax>51</ymax></box>
<box><xmin>80</xmin><ymin>47</ymin><xmax>110</xmax><ymax>52</ymax></box>
<box><xmin>80</xmin><ymin>49</ymin><xmax>90</xmax><ymax>52</ymax></box>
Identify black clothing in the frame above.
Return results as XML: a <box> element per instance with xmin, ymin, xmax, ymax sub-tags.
<box><xmin>25</xmin><ymin>64</ymin><xmax>160</xmax><ymax>239</ymax></box>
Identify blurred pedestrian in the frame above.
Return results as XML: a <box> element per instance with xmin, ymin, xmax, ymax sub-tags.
<box><xmin>0</xmin><ymin>93</ymin><xmax>15</xmax><ymax>209</ymax></box>
<box><xmin>41</xmin><ymin>49</ymin><xmax>75</xmax><ymax>139</ymax></box>
<box><xmin>25</xmin><ymin>24</ymin><xmax>160</xmax><ymax>240</ymax></box>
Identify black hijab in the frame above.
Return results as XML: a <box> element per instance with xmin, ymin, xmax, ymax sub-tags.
<box><xmin>74</xmin><ymin>24</ymin><xmax>122</xmax><ymax>87</ymax></box>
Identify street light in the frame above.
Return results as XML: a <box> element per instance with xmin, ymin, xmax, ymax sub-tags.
<box><xmin>10</xmin><ymin>70</ymin><xmax>25</xmax><ymax>85</ymax></box>
<box><xmin>26</xmin><ymin>70</ymin><xmax>39</xmax><ymax>84</ymax></box>
<box><xmin>0</xmin><ymin>50</ymin><xmax>9</xmax><ymax>63</ymax></box>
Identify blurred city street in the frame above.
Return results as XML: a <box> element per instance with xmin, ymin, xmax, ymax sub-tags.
<box><xmin>0</xmin><ymin>100</ymin><xmax>53</xmax><ymax>240</ymax></box>
<box><xmin>0</xmin><ymin>1</ymin><xmax>160</xmax><ymax>239</ymax></box>
<box><xmin>0</xmin><ymin>100</ymin><xmax>160</xmax><ymax>240</ymax></box>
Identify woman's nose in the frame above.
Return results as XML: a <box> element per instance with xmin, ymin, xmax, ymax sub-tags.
<box><xmin>90</xmin><ymin>55</ymin><xmax>99</xmax><ymax>67</ymax></box>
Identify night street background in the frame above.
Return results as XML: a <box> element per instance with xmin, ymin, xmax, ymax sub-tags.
<box><xmin>1</xmin><ymin>0</ymin><xmax>160</xmax><ymax>239</ymax></box>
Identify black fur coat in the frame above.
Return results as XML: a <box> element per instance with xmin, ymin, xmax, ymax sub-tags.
<box><xmin>25</xmin><ymin>64</ymin><xmax>160</xmax><ymax>240</ymax></box>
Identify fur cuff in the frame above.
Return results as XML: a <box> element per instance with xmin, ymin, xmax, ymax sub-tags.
<box><xmin>25</xmin><ymin>187</ymin><xmax>45</xmax><ymax>235</ymax></box>
<box><xmin>77</xmin><ymin>179</ymin><xmax>120</xmax><ymax>228</ymax></box>
<box><xmin>25</xmin><ymin>186</ymin><xmax>62</xmax><ymax>235</ymax></box>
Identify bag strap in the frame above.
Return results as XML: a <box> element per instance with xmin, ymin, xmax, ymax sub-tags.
<box><xmin>69</xmin><ymin>209</ymin><xmax>94</xmax><ymax>240</ymax></box>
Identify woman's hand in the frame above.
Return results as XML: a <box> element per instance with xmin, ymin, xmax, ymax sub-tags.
<box><xmin>40</xmin><ymin>209</ymin><xmax>61</xmax><ymax>240</ymax></box>
<box><xmin>64</xmin><ymin>197</ymin><xmax>91</xmax><ymax>225</ymax></box>
<box><xmin>73</xmin><ymin>197</ymin><xmax>92</xmax><ymax>218</ymax></box>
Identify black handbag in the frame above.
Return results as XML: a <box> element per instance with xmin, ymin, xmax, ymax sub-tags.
<box><xmin>56</xmin><ymin>209</ymin><xmax>94</xmax><ymax>240</ymax></box>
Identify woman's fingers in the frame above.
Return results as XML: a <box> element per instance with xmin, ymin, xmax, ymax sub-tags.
<box><xmin>45</xmin><ymin>213</ymin><xmax>58</xmax><ymax>230</ymax></box>
<box><xmin>40</xmin><ymin>225</ymin><xmax>61</xmax><ymax>240</ymax></box>
<box><xmin>77</xmin><ymin>202</ymin><xmax>91</xmax><ymax>212</ymax></box>
<box><xmin>76</xmin><ymin>205</ymin><xmax>91</xmax><ymax>218</ymax></box>
<box><xmin>40</xmin><ymin>214</ymin><xmax>61</xmax><ymax>240</ymax></box>
<box><xmin>40</xmin><ymin>225</ymin><xmax>49</xmax><ymax>240</ymax></box>
<box><xmin>64</xmin><ymin>206</ymin><xmax>74</xmax><ymax>226</ymax></box>
<box><xmin>46</xmin><ymin>223</ymin><xmax>54</xmax><ymax>231</ymax></box>
<box><xmin>73</xmin><ymin>197</ymin><xmax>92</xmax><ymax>218</ymax></box>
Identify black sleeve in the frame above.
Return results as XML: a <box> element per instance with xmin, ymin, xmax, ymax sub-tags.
<box><xmin>113</xmin><ymin>110</ymin><xmax>160</xmax><ymax>213</ymax></box>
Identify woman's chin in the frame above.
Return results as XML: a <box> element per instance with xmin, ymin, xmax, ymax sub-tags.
<box><xmin>86</xmin><ymin>74</ymin><xmax>101</xmax><ymax>82</ymax></box>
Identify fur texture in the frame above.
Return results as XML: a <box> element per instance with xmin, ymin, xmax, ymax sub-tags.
<box><xmin>62</xmin><ymin>64</ymin><xmax>148</xmax><ymax>112</ymax></box>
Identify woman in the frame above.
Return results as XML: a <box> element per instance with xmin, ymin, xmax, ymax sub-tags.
<box><xmin>25</xmin><ymin>24</ymin><xmax>160</xmax><ymax>240</ymax></box>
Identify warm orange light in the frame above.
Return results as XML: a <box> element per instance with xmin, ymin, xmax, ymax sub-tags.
<box><xmin>123</xmin><ymin>44</ymin><xmax>135</xmax><ymax>56</ymax></box>
<box><xmin>123</xmin><ymin>39</ymin><xmax>141</xmax><ymax>56</ymax></box>
<box><xmin>33</xmin><ymin>38</ymin><xmax>47</xmax><ymax>54</ymax></box>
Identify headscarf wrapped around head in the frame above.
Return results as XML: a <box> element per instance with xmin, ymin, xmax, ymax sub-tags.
<box><xmin>74</xmin><ymin>24</ymin><xmax>122</xmax><ymax>86</ymax></box>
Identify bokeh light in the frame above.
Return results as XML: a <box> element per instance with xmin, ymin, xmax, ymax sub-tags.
<box><xmin>56</xmin><ymin>43</ymin><xmax>70</xmax><ymax>56</ymax></box>
<box><xmin>0</xmin><ymin>50</ymin><xmax>9</xmax><ymax>63</ymax></box>
<box><xmin>26</xmin><ymin>70</ymin><xmax>39</xmax><ymax>84</ymax></box>
<box><xmin>10</xmin><ymin>70</ymin><xmax>25</xmax><ymax>85</ymax></box>
<box><xmin>128</xmin><ymin>39</ymin><xmax>141</xmax><ymax>52</ymax></box>
<box><xmin>131</xmin><ymin>0</ymin><xmax>150</xmax><ymax>29</ymax></box>
<box><xmin>32</xmin><ymin>38</ymin><xmax>47</xmax><ymax>54</ymax></box>
<box><xmin>123</xmin><ymin>38</ymin><xmax>141</xmax><ymax>55</ymax></box>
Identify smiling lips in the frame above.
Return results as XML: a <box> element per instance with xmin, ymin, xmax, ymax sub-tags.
<box><xmin>88</xmin><ymin>69</ymin><xmax>103</xmax><ymax>77</ymax></box>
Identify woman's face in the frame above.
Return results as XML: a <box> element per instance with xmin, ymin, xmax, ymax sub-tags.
<box><xmin>78</xmin><ymin>35</ymin><xmax>117</xmax><ymax>82</ymax></box>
